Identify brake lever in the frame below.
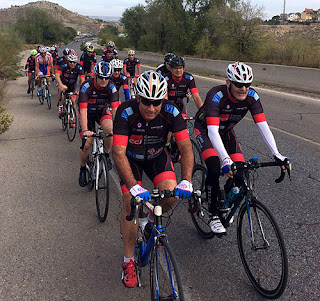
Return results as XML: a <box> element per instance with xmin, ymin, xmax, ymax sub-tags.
<box><xmin>80</xmin><ymin>136</ymin><xmax>87</xmax><ymax>150</ymax></box>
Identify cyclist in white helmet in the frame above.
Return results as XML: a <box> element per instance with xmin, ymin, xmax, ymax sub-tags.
<box><xmin>194</xmin><ymin>62</ymin><xmax>292</xmax><ymax>235</ymax></box>
<box><xmin>113</xmin><ymin>70</ymin><xmax>194</xmax><ymax>288</ymax></box>
<box><xmin>109</xmin><ymin>59</ymin><xmax>130</xmax><ymax>101</ymax></box>
<box><xmin>123</xmin><ymin>49</ymin><xmax>141</xmax><ymax>82</ymax></box>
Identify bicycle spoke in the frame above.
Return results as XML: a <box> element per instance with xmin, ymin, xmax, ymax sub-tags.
<box><xmin>95</xmin><ymin>155</ymin><xmax>109</xmax><ymax>222</ymax></box>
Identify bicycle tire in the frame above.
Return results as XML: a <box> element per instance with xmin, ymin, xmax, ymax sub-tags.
<box><xmin>95</xmin><ymin>154</ymin><xmax>109</xmax><ymax>222</ymax></box>
<box><xmin>191</xmin><ymin>138</ymin><xmax>204</xmax><ymax>166</ymax></box>
<box><xmin>87</xmin><ymin>149</ymin><xmax>94</xmax><ymax>191</ymax></box>
<box><xmin>150</xmin><ymin>237</ymin><xmax>184</xmax><ymax>301</ymax></box>
<box><xmin>188</xmin><ymin>164</ymin><xmax>215</xmax><ymax>239</ymax></box>
<box><xmin>31</xmin><ymin>76</ymin><xmax>35</xmax><ymax>99</ymax></box>
<box><xmin>39</xmin><ymin>88</ymin><xmax>44</xmax><ymax>105</ymax></box>
<box><xmin>66</xmin><ymin>104</ymin><xmax>77</xmax><ymax>141</ymax></box>
<box><xmin>61</xmin><ymin>104</ymin><xmax>67</xmax><ymax>131</ymax></box>
<box><xmin>237</xmin><ymin>199</ymin><xmax>288</xmax><ymax>299</ymax></box>
<box><xmin>46</xmin><ymin>87</ymin><xmax>51</xmax><ymax>109</ymax></box>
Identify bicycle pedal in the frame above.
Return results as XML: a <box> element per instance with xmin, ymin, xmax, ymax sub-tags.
<box><xmin>188</xmin><ymin>204</ymin><xmax>199</xmax><ymax>214</ymax></box>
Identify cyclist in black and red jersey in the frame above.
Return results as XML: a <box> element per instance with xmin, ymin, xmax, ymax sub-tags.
<box><xmin>166</xmin><ymin>56</ymin><xmax>203</xmax><ymax>118</ymax></box>
<box><xmin>25</xmin><ymin>49</ymin><xmax>37</xmax><ymax>94</ymax></box>
<box><xmin>78</xmin><ymin>61</ymin><xmax>120</xmax><ymax>186</ymax></box>
<box><xmin>156</xmin><ymin>52</ymin><xmax>174</xmax><ymax>77</ymax></box>
<box><xmin>102</xmin><ymin>41</ymin><xmax>118</xmax><ymax>62</ymax></box>
<box><xmin>56</xmin><ymin>48</ymin><xmax>71</xmax><ymax>72</ymax></box>
<box><xmin>109</xmin><ymin>59</ymin><xmax>130</xmax><ymax>101</ymax></box>
<box><xmin>55</xmin><ymin>53</ymin><xmax>85</xmax><ymax>119</ymax></box>
<box><xmin>80</xmin><ymin>45</ymin><xmax>97</xmax><ymax>78</ymax></box>
<box><xmin>194</xmin><ymin>62</ymin><xmax>291</xmax><ymax>234</ymax></box>
<box><xmin>112</xmin><ymin>70</ymin><xmax>194</xmax><ymax>288</ymax></box>
<box><xmin>123</xmin><ymin>49</ymin><xmax>141</xmax><ymax>82</ymax></box>
<box><xmin>50</xmin><ymin>45</ymin><xmax>59</xmax><ymax>72</ymax></box>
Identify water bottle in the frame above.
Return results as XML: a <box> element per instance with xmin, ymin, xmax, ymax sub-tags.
<box><xmin>224</xmin><ymin>186</ymin><xmax>240</xmax><ymax>208</ymax></box>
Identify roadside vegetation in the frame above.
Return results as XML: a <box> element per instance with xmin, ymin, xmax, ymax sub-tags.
<box><xmin>117</xmin><ymin>0</ymin><xmax>319</xmax><ymax>68</ymax></box>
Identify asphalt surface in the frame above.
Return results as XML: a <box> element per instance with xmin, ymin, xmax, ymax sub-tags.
<box><xmin>0</xmin><ymin>41</ymin><xmax>319</xmax><ymax>300</ymax></box>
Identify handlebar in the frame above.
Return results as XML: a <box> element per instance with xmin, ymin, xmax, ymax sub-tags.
<box><xmin>80</xmin><ymin>133</ymin><xmax>113</xmax><ymax>150</ymax></box>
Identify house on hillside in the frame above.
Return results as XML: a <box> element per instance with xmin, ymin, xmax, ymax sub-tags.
<box><xmin>300</xmin><ymin>8</ymin><xmax>314</xmax><ymax>21</ymax></box>
<box><xmin>287</xmin><ymin>13</ymin><xmax>300</xmax><ymax>22</ymax></box>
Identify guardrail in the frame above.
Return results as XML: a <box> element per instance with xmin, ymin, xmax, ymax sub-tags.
<box><xmin>118</xmin><ymin>50</ymin><xmax>320</xmax><ymax>94</ymax></box>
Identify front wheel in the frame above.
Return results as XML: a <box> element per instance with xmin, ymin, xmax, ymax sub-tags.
<box><xmin>95</xmin><ymin>154</ymin><xmax>109</xmax><ymax>222</ymax></box>
<box><xmin>46</xmin><ymin>87</ymin><xmax>51</xmax><ymax>109</ymax></box>
<box><xmin>237</xmin><ymin>199</ymin><xmax>288</xmax><ymax>299</ymax></box>
<box><xmin>66</xmin><ymin>103</ymin><xmax>77</xmax><ymax>141</ymax></box>
<box><xmin>150</xmin><ymin>237</ymin><xmax>184</xmax><ymax>301</ymax></box>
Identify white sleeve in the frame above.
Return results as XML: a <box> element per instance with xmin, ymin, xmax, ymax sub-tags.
<box><xmin>207</xmin><ymin>125</ymin><xmax>229</xmax><ymax>161</ymax></box>
<box><xmin>256</xmin><ymin>121</ymin><xmax>279</xmax><ymax>155</ymax></box>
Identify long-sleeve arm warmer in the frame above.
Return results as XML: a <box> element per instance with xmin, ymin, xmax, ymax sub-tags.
<box><xmin>207</xmin><ymin>125</ymin><xmax>230</xmax><ymax>160</ymax></box>
<box><xmin>256</xmin><ymin>121</ymin><xmax>279</xmax><ymax>155</ymax></box>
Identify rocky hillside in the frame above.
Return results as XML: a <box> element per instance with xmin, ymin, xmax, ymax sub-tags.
<box><xmin>0</xmin><ymin>1</ymin><xmax>107</xmax><ymax>35</ymax></box>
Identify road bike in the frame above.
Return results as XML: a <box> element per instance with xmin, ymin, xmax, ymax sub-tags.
<box><xmin>126</xmin><ymin>189</ymin><xmax>185</xmax><ymax>300</ymax></box>
<box><xmin>128</xmin><ymin>75</ymin><xmax>137</xmax><ymax>99</ymax></box>
<box><xmin>38</xmin><ymin>75</ymin><xmax>52</xmax><ymax>109</ymax></box>
<box><xmin>81</xmin><ymin>122</ymin><xmax>113</xmax><ymax>222</ymax></box>
<box><xmin>188</xmin><ymin>158</ymin><xmax>291</xmax><ymax>299</ymax></box>
<box><xmin>61</xmin><ymin>92</ymin><xmax>77</xmax><ymax>141</ymax></box>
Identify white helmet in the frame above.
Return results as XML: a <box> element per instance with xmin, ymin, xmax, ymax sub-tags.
<box><xmin>85</xmin><ymin>42</ymin><xmax>92</xmax><ymax>47</ymax></box>
<box><xmin>226</xmin><ymin>62</ymin><xmax>253</xmax><ymax>83</ymax></box>
<box><xmin>67</xmin><ymin>54</ymin><xmax>78</xmax><ymax>62</ymax></box>
<box><xmin>128</xmin><ymin>49</ymin><xmax>135</xmax><ymax>55</ymax></box>
<box><xmin>107</xmin><ymin>41</ymin><xmax>115</xmax><ymax>47</ymax></box>
<box><xmin>110</xmin><ymin>59</ymin><xmax>123</xmax><ymax>70</ymax></box>
<box><xmin>136</xmin><ymin>71</ymin><xmax>167</xmax><ymax>100</ymax></box>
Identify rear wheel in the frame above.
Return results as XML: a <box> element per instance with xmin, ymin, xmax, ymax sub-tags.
<box><xmin>237</xmin><ymin>199</ymin><xmax>288</xmax><ymax>299</ymax></box>
<box><xmin>39</xmin><ymin>87</ymin><xmax>44</xmax><ymax>105</ymax></box>
<box><xmin>95</xmin><ymin>154</ymin><xmax>109</xmax><ymax>222</ymax></box>
<box><xmin>66</xmin><ymin>103</ymin><xmax>77</xmax><ymax>141</ymax></box>
<box><xmin>46</xmin><ymin>87</ymin><xmax>51</xmax><ymax>109</ymax></box>
<box><xmin>191</xmin><ymin>138</ymin><xmax>203</xmax><ymax>166</ymax></box>
<box><xmin>150</xmin><ymin>237</ymin><xmax>184</xmax><ymax>301</ymax></box>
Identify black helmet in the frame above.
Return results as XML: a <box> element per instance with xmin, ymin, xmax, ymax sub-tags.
<box><xmin>63</xmin><ymin>48</ymin><xmax>71</xmax><ymax>55</ymax></box>
<box><xmin>164</xmin><ymin>53</ymin><xmax>175</xmax><ymax>64</ymax></box>
<box><xmin>168</xmin><ymin>56</ymin><xmax>185</xmax><ymax>67</ymax></box>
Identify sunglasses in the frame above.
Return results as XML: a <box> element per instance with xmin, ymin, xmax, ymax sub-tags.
<box><xmin>232</xmin><ymin>81</ymin><xmax>251</xmax><ymax>88</ymax></box>
<box><xmin>141</xmin><ymin>97</ymin><xmax>163</xmax><ymax>107</ymax></box>
<box><xmin>114</xmin><ymin>68</ymin><xmax>122</xmax><ymax>72</ymax></box>
<box><xmin>96</xmin><ymin>74</ymin><xmax>110</xmax><ymax>80</ymax></box>
<box><xmin>68</xmin><ymin>61</ymin><xmax>77</xmax><ymax>64</ymax></box>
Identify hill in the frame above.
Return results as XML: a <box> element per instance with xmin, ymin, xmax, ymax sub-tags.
<box><xmin>0</xmin><ymin>1</ymin><xmax>111</xmax><ymax>35</ymax></box>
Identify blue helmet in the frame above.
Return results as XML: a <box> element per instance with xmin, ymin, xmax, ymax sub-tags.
<box><xmin>95</xmin><ymin>61</ymin><xmax>112</xmax><ymax>78</ymax></box>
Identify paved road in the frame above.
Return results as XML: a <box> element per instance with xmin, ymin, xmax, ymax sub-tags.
<box><xmin>0</xmin><ymin>45</ymin><xmax>319</xmax><ymax>300</ymax></box>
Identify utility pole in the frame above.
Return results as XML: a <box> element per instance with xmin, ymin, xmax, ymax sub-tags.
<box><xmin>282</xmin><ymin>0</ymin><xmax>286</xmax><ymax>24</ymax></box>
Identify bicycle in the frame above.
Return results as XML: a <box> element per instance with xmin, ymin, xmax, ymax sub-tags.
<box><xmin>128</xmin><ymin>75</ymin><xmax>137</xmax><ymax>99</ymax></box>
<box><xmin>126</xmin><ymin>189</ymin><xmax>185</xmax><ymax>300</ymax></box>
<box><xmin>188</xmin><ymin>158</ymin><xmax>290</xmax><ymax>299</ymax></box>
<box><xmin>38</xmin><ymin>75</ymin><xmax>52</xmax><ymax>109</ymax></box>
<box><xmin>80</xmin><ymin>122</ymin><xmax>113</xmax><ymax>222</ymax></box>
<box><xmin>61</xmin><ymin>92</ymin><xmax>77</xmax><ymax>141</ymax></box>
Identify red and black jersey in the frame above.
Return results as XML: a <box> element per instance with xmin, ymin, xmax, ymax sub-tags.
<box><xmin>165</xmin><ymin>72</ymin><xmax>198</xmax><ymax>103</ymax></box>
<box><xmin>195</xmin><ymin>85</ymin><xmax>265</xmax><ymax>134</ymax></box>
<box><xmin>25</xmin><ymin>56</ymin><xmax>36</xmax><ymax>71</ymax></box>
<box><xmin>80</xmin><ymin>52</ymin><xmax>97</xmax><ymax>74</ymax></box>
<box><xmin>79</xmin><ymin>78</ymin><xmax>120</xmax><ymax>112</ymax></box>
<box><xmin>113</xmin><ymin>100</ymin><xmax>189</xmax><ymax>161</ymax></box>
<box><xmin>156</xmin><ymin>63</ymin><xmax>171</xmax><ymax>77</ymax></box>
<box><xmin>57</xmin><ymin>56</ymin><xmax>67</xmax><ymax>68</ymax></box>
<box><xmin>123</xmin><ymin>58</ymin><xmax>140</xmax><ymax>77</ymax></box>
<box><xmin>57</xmin><ymin>63</ymin><xmax>84</xmax><ymax>87</ymax></box>
<box><xmin>110</xmin><ymin>73</ymin><xmax>130</xmax><ymax>100</ymax></box>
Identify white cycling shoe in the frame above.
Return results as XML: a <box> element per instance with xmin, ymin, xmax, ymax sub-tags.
<box><xmin>209</xmin><ymin>216</ymin><xmax>227</xmax><ymax>235</ymax></box>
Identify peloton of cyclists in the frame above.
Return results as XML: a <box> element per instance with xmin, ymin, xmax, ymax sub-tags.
<box><xmin>194</xmin><ymin>62</ymin><xmax>291</xmax><ymax>234</ymax></box>
<box><xmin>109</xmin><ymin>59</ymin><xmax>130</xmax><ymax>101</ymax></box>
<box><xmin>25</xmin><ymin>49</ymin><xmax>37</xmax><ymax>94</ymax></box>
<box><xmin>112</xmin><ymin>70</ymin><xmax>194</xmax><ymax>288</ymax></box>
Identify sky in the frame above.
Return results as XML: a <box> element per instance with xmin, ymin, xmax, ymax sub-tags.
<box><xmin>0</xmin><ymin>0</ymin><xmax>319</xmax><ymax>20</ymax></box>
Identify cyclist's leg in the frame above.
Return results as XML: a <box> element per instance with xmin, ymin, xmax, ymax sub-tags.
<box><xmin>79</xmin><ymin>114</ymin><xmax>96</xmax><ymax>167</ymax></box>
<box><xmin>99</xmin><ymin>108</ymin><xmax>113</xmax><ymax>154</ymax></box>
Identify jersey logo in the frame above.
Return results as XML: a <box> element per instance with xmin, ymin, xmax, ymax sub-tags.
<box><xmin>120</xmin><ymin>74</ymin><xmax>126</xmax><ymax>80</ymax></box>
<box><xmin>248</xmin><ymin>89</ymin><xmax>259</xmax><ymax>101</ymax></box>
<box><xmin>212</xmin><ymin>91</ymin><xmax>223</xmax><ymax>103</ymax></box>
<box><xmin>129</xmin><ymin>135</ymin><xmax>143</xmax><ymax>145</ymax></box>
<box><xmin>121</xmin><ymin>107</ymin><xmax>134</xmax><ymax>120</ymax></box>
<box><xmin>184</xmin><ymin>74</ymin><xmax>193</xmax><ymax>80</ymax></box>
<box><xmin>62</xmin><ymin>63</ymin><xmax>67</xmax><ymax>68</ymax></box>
<box><xmin>164</xmin><ymin>104</ymin><xmax>179</xmax><ymax>117</ymax></box>
<box><xmin>108</xmin><ymin>82</ymin><xmax>117</xmax><ymax>93</ymax></box>
<box><xmin>80</xmin><ymin>82</ymin><xmax>90</xmax><ymax>93</ymax></box>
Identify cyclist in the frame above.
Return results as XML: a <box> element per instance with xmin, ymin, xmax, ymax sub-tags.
<box><xmin>78</xmin><ymin>61</ymin><xmax>120</xmax><ymax>187</ymax></box>
<box><xmin>109</xmin><ymin>59</ymin><xmax>130</xmax><ymax>101</ymax></box>
<box><xmin>166</xmin><ymin>56</ymin><xmax>202</xmax><ymax>118</ymax></box>
<box><xmin>194</xmin><ymin>62</ymin><xmax>291</xmax><ymax>234</ymax></box>
<box><xmin>112</xmin><ymin>70</ymin><xmax>194</xmax><ymax>288</ymax></box>
<box><xmin>56</xmin><ymin>48</ymin><xmax>71</xmax><ymax>72</ymax></box>
<box><xmin>55</xmin><ymin>53</ymin><xmax>85</xmax><ymax>119</ymax></box>
<box><xmin>156</xmin><ymin>52</ymin><xmax>174</xmax><ymax>76</ymax></box>
<box><xmin>102</xmin><ymin>41</ymin><xmax>118</xmax><ymax>62</ymax></box>
<box><xmin>123</xmin><ymin>50</ymin><xmax>141</xmax><ymax>83</ymax></box>
<box><xmin>80</xmin><ymin>45</ymin><xmax>97</xmax><ymax>78</ymax></box>
<box><xmin>25</xmin><ymin>49</ymin><xmax>37</xmax><ymax>94</ymax></box>
<box><xmin>50</xmin><ymin>45</ymin><xmax>59</xmax><ymax>76</ymax></box>
<box><xmin>35</xmin><ymin>46</ymin><xmax>55</xmax><ymax>96</ymax></box>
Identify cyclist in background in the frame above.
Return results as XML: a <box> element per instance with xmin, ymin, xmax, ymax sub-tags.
<box><xmin>194</xmin><ymin>62</ymin><xmax>291</xmax><ymax>234</ymax></box>
<box><xmin>109</xmin><ymin>59</ymin><xmax>130</xmax><ymax>101</ymax></box>
<box><xmin>80</xmin><ymin>45</ymin><xmax>97</xmax><ymax>78</ymax></box>
<box><xmin>156</xmin><ymin>52</ymin><xmax>174</xmax><ymax>77</ymax></box>
<box><xmin>55</xmin><ymin>53</ymin><xmax>85</xmax><ymax>119</ymax></box>
<box><xmin>35</xmin><ymin>46</ymin><xmax>55</xmax><ymax>97</ymax></box>
<box><xmin>112</xmin><ymin>70</ymin><xmax>194</xmax><ymax>288</ymax></box>
<box><xmin>56</xmin><ymin>48</ymin><xmax>71</xmax><ymax>72</ymax></box>
<box><xmin>123</xmin><ymin>50</ymin><xmax>141</xmax><ymax>84</ymax></box>
<box><xmin>102</xmin><ymin>41</ymin><xmax>118</xmax><ymax>62</ymax></box>
<box><xmin>25</xmin><ymin>49</ymin><xmax>37</xmax><ymax>94</ymax></box>
<box><xmin>50</xmin><ymin>45</ymin><xmax>59</xmax><ymax>75</ymax></box>
<box><xmin>166</xmin><ymin>56</ymin><xmax>203</xmax><ymax>118</ymax></box>
<box><xmin>78</xmin><ymin>61</ymin><xmax>119</xmax><ymax>187</ymax></box>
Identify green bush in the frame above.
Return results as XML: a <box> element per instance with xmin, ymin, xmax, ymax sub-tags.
<box><xmin>0</xmin><ymin>104</ymin><xmax>14</xmax><ymax>134</ymax></box>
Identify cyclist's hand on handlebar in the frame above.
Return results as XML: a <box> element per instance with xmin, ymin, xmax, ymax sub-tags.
<box><xmin>83</xmin><ymin>130</ymin><xmax>94</xmax><ymax>137</ymax></box>
<box><xmin>221</xmin><ymin>157</ymin><xmax>234</xmax><ymax>178</ymax></box>
<box><xmin>174</xmin><ymin>180</ymin><xmax>193</xmax><ymax>199</ymax></box>
<box><xmin>274</xmin><ymin>153</ymin><xmax>292</xmax><ymax>172</ymax></box>
<box><xmin>129</xmin><ymin>184</ymin><xmax>152</xmax><ymax>203</ymax></box>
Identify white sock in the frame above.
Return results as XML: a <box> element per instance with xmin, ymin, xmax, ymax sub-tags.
<box><xmin>124</xmin><ymin>256</ymin><xmax>134</xmax><ymax>263</ymax></box>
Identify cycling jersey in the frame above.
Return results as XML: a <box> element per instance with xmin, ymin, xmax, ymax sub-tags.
<box><xmin>123</xmin><ymin>58</ymin><xmax>140</xmax><ymax>77</ymax></box>
<box><xmin>156</xmin><ymin>63</ymin><xmax>171</xmax><ymax>77</ymax></box>
<box><xmin>25</xmin><ymin>56</ymin><xmax>36</xmax><ymax>73</ymax></box>
<box><xmin>78</xmin><ymin>78</ymin><xmax>120</xmax><ymax>113</ymax></box>
<box><xmin>57</xmin><ymin>63</ymin><xmax>84</xmax><ymax>90</ymax></box>
<box><xmin>35</xmin><ymin>52</ymin><xmax>53</xmax><ymax>76</ymax></box>
<box><xmin>102</xmin><ymin>48</ymin><xmax>118</xmax><ymax>59</ymax></box>
<box><xmin>51</xmin><ymin>51</ymin><xmax>59</xmax><ymax>69</ymax></box>
<box><xmin>110</xmin><ymin>74</ymin><xmax>130</xmax><ymax>100</ymax></box>
<box><xmin>80</xmin><ymin>52</ymin><xmax>97</xmax><ymax>74</ymax></box>
<box><xmin>113</xmin><ymin>100</ymin><xmax>189</xmax><ymax>161</ymax></box>
<box><xmin>56</xmin><ymin>56</ymin><xmax>67</xmax><ymax>68</ymax></box>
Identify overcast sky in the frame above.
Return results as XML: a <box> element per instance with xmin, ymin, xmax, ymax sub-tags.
<box><xmin>1</xmin><ymin>0</ymin><xmax>319</xmax><ymax>19</ymax></box>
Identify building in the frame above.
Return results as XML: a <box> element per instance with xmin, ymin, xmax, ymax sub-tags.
<box><xmin>300</xmin><ymin>8</ymin><xmax>314</xmax><ymax>21</ymax></box>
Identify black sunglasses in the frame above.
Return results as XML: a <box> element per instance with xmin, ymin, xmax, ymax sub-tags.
<box><xmin>232</xmin><ymin>81</ymin><xmax>251</xmax><ymax>88</ymax></box>
<box><xmin>96</xmin><ymin>74</ymin><xmax>110</xmax><ymax>80</ymax></box>
<box><xmin>141</xmin><ymin>97</ymin><xmax>163</xmax><ymax>107</ymax></box>
<box><xmin>114</xmin><ymin>68</ymin><xmax>122</xmax><ymax>72</ymax></box>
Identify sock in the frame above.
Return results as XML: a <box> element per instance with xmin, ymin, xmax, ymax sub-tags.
<box><xmin>124</xmin><ymin>256</ymin><xmax>134</xmax><ymax>263</ymax></box>
<box><xmin>80</xmin><ymin>165</ymin><xmax>86</xmax><ymax>171</ymax></box>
